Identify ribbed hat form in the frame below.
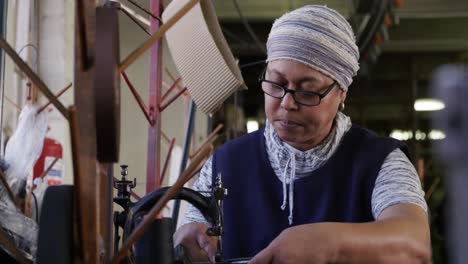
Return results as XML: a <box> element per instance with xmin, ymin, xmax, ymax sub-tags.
<box><xmin>266</xmin><ymin>5</ymin><xmax>360</xmax><ymax>90</ymax></box>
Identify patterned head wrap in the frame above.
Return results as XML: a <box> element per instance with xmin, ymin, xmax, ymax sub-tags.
<box><xmin>266</xmin><ymin>5</ymin><xmax>359</xmax><ymax>90</ymax></box>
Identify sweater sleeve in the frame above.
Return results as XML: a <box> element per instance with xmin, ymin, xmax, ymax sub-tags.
<box><xmin>181</xmin><ymin>156</ymin><xmax>213</xmax><ymax>226</ymax></box>
<box><xmin>371</xmin><ymin>148</ymin><xmax>428</xmax><ymax>219</ymax></box>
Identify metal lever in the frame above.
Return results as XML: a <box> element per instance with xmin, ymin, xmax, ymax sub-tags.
<box><xmin>113</xmin><ymin>164</ymin><xmax>137</xmax><ymax>256</ymax></box>
<box><xmin>206</xmin><ymin>173</ymin><xmax>227</xmax><ymax>262</ymax></box>
<box><xmin>113</xmin><ymin>165</ymin><xmax>136</xmax><ymax>209</ymax></box>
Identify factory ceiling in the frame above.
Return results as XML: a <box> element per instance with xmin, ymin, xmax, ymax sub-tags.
<box><xmin>138</xmin><ymin>0</ymin><xmax>468</xmax><ymax>138</ymax></box>
<box><xmin>211</xmin><ymin>0</ymin><xmax>468</xmax><ymax>136</ymax></box>
<box><xmin>214</xmin><ymin>0</ymin><xmax>468</xmax><ymax>53</ymax></box>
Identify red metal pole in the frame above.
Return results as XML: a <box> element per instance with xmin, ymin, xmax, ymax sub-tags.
<box><xmin>121</xmin><ymin>71</ymin><xmax>154</xmax><ymax>126</ymax></box>
<box><xmin>146</xmin><ymin>0</ymin><xmax>163</xmax><ymax>193</ymax></box>
<box><xmin>159</xmin><ymin>86</ymin><xmax>187</xmax><ymax>112</ymax></box>
<box><xmin>161</xmin><ymin>77</ymin><xmax>181</xmax><ymax>102</ymax></box>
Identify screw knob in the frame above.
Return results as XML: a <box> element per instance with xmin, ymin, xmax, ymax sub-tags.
<box><xmin>120</xmin><ymin>165</ymin><xmax>128</xmax><ymax>177</ymax></box>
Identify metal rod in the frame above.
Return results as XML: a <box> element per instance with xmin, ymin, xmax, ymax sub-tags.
<box><xmin>160</xmin><ymin>138</ymin><xmax>176</xmax><ymax>185</ymax></box>
<box><xmin>164</xmin><ymin>67</ymin><xmax>184</xmax><ymax>91</ymax></box>
<box><xmin>162</xmin><ymin>81</ymin><xmax>187</xmax><ymax>97</ymax></box>
<box><xmin>146</xmin><ymin>0</ymin><xmax>163</xmax><ymax>193</ymax></box>
<box><xmin>119</xmin><ymin>0</ymin><xmax>200</xmax><ymax>72</ymax></box>
<box><xmin>162</xmin><ymin>81</ymin><xmax>171</xmax><ymax>89</ymax></box>
<box><xmin>130</xmin><ymin>189</ymin><xmax>141</xmax><ymax>200</ymax></box>
<box><xmin>232</xmin><ymin>0</ymin><xmax>266</xmax><ymax>54</ymax></box>
<box><xmin>38</xmin><ymin>157</ymin><xmax>59</xmax><ymax>180</ymax></box>
<box><xmin>119</xmin><ymin>6</ymin><xmax>151</xmax><ymax>36</ymax></box>
<box><xmin>161</xmin><ymin>130</ymin><xmax>171</xmax><ymax>144</ymax></box>
<box><xmin>23</xmin><ymin>156</ymin><xmax>59</xmax><ymax>215</ymax></box>
<box><xmin>99</xmin><ymin>165</ymin><xmax>141</xmax><ymax>201</ymax></box>
<box><xmin>159</xmin><ymin>86</ymin><xmax>187</xmax><ymax>112</ymax></box>
<box><xmin>121</xmin><ymin>71</ymin><xmax>154</xmax><ymax>126</ymax></box>
<box><xmin>110</xmin><ymin>176</ymin><xmax>141</xmax><ymax>201</ymax></box>
<box><xmin>120</xmin><ymin>3</ymin><xmax>150</xmax><ymax>26</ymax></box>
<box><xmin>172</xmin><ymin>100</ymin><xmax>196</xmax><ymax>227</ymax></box>
<box><xmin>0</xmin><ymin>38</ymin><xmax>69</xmax><ymax>120</ymax></box>
<box><xmin>240</xmin><ymin>59</ymin><xmax>265</xmax><ymax>69</ymax></box>
<box><xmin>4</xmin><ymin>96</ymin><xmax>21</xmax><ymax>112</ymax></box>
<box><xmin>125</xmin><ymin>0</ymin><xmax>163</xmax><ymax>23</ymax></box>
<box><xmin>190</xmin><ymin>123</ymin><xmax>223</xmax><ymax>158</ymax></box>
<box><xmin>161</xmin><ymin>77</ymin><xmax>181</xmax><ymax>102</ymax></box>
<box><xmin>111</xmin><ymin>143</ymin><xmax>213</xmax><ymax>264</ymax></box>
<box><xmin>37</xmin><ymin>83</ymin><xmax>73</xmax><ymax>114</ymax></box>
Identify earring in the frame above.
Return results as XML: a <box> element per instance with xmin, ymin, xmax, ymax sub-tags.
<box><xmin>339</xmin><ymin>102</ymin><xmax>345</xmax><ymax>111</ymax></box>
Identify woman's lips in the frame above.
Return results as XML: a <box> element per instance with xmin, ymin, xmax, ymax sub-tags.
<box><xmin>279</xmin><ymin>119</ymin><xmax>300</xmax><ymax>128</ymax></box>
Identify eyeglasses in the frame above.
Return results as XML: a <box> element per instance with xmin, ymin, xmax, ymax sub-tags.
<box><xmin>258</xmin><ymin>67</ymin><xmax>337</xmax><ymax>106</ymax></box>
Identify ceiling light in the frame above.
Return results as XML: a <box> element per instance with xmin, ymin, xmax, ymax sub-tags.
<box><xmin>390</xmin><ymin>129</ymin><xmax>413</xmax><ymax>141</ymax></box>
<box><xmin>428</xmin><ymin>130</ymin><xmax>446</xmax><ymax>140</ymax></box>
<box><xmin>390</xmin><ymin>129</ymin><xmax>445</xmax><ymax>141</ymax></box>
<box><xmin>414</xmin><ymin>98</ymin><xmax>445</xmax><ymax>111</ymax></box>
<box><xmin>246</xmin><ymin>120</ymin><xmax>259</xmax><ymax>133</ymax></box>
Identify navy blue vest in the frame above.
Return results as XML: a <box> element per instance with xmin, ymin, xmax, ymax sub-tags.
<box><xmin>212</xmin><ymin>125</ymin><xmax>407</xmax><ymax>259</ymax></box>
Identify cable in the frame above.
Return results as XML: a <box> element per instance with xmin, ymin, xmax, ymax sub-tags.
<box><xmin>233</xmin><ymin>91</ymin><xmax>238</xmax><ymax>138</ymax></box>
<box><xmin>119</xmin><ymin>7</ymin><xmax>151</xmax><ymax>36</ymax></box>
<box><xmin>124</xmin><ymin>0</ymin><xmax>163</xmax><ymax>24</ymax></box>
<box><xmin>240</xmin><ymin>59</ymin><xmax>265</xmax><ymax>69</ymax></box>
<box><xmin>32</xmin><ymin>192</ymin><xmax>39</xmax><ymax>223</ymax></box>
<box><xmin>221</xmin><ymin>26</ymin><xmax>249</xmax><ymax>45</ymax></box>
<box><xmin>357</xmin><ymin>0</ymin><xmax>389</xmax><ymax>55</ymax></box>
<box><xmin>231</xmin><ymin>0</ymin><xmax>266</xmax><ymax>55</ymax></box>
<box><xmin>17</xmin><ymin>44</ymin><xmax>38</xmax><ymax>66</ymax></box>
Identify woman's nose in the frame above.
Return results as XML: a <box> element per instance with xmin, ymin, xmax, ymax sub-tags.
<box><xmin>280</xmin><ymin>92</ymin><xmax>299</xmax><ymax>110</ymax></box>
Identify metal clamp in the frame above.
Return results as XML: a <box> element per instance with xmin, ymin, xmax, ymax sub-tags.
<box><xmin>206</xmin><ymin>173</ymin><xmax>228</xmax><ymax>262</ymax></box>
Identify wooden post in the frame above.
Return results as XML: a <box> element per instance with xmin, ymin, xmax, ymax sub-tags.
<box><xmin>73</xmin><ymin>1</ymin><xmax>100</xmax><ymax>263</ymax></box>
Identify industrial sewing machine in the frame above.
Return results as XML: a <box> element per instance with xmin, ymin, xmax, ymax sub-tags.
<box><xmin>113</xmin><ymin>165</ymin><xmax>248</xmax><ymax>264</ymax></box>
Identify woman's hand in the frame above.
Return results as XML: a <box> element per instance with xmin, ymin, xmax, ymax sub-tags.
<box><xmin>173</xmin><ymin>223</ymin><xmax>217</xmax><ymax>263</ymax></box>
<box><xmin>249</xmin><ymin>224</ymin><xmax>337</xmax><ymax>264</ymax></box>
<box><xmin>250</xmin><ymin>204</ymin><xmax>430</xmax><ymax>264</ymax></box>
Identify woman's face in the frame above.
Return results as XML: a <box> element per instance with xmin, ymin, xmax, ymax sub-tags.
<box><xmin>263</xmin><ymin>60</ymin><xmax>346</xmax><ymax>151</ymax></box>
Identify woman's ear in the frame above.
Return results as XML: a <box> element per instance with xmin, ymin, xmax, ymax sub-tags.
<box><xmin>339</xmin><ymin>89</ymin><xmax>347</xmax><ymax>103</ymax></box>
<box><xmin>337</xmin><ymin>89</ymin><xmax>347</xmax><ymax>112</ymax></box>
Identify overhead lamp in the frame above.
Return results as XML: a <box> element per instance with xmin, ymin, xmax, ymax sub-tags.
<box><xmin>428</xmin><ymin>130</ymin><xmax>446</xmax><ymax>140</ymax></box>
<box><xmin>390</xmin><ymin>129</ymin><xmax>413</xmax><ymax>141</ymax></box>
<box><xmin>390</xmin><ymin>129</ymin><xmax>445</xmax><ymax>141</ymax></box>
<box><xmin>246</xmin><ymin>120</ymin><xmax>259</xmax><ymax>133</ymax></box>
<box><xmin>414</xmin><ymin>98</ymin><xmax>445</xmax><ymax>112</ymax></box>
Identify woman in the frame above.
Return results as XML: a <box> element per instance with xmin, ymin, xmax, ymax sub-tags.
<box><xmin>175</xmin><ymin>5</ymin><xmax>430</xmax><ymax>263</ymax></box>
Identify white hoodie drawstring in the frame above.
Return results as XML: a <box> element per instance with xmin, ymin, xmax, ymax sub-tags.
<box><xmin>280</xmin><ymin>152</ymin><xmax>296</xmax><ymax>225</ymax></box>
<box><xmin>288</xmin><ymin>152</ymin><xmax>296</xmax><ymax>225</ymax></box>
<box><xmin>280</xmin><ymin>157</ymin><xmax>291</xmax><ymax>210</ymax></box>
